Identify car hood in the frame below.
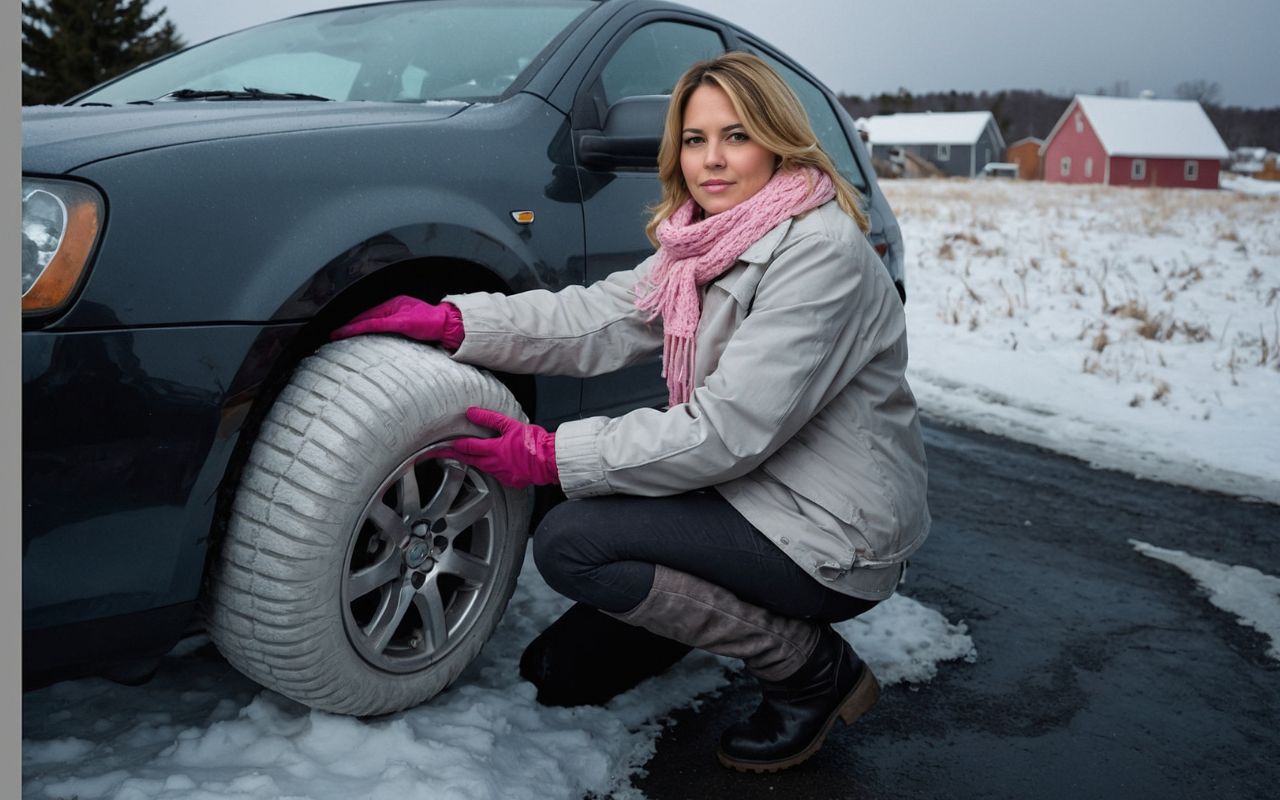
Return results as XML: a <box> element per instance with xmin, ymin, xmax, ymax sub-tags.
<box><xmin>21</xmin><ymin>101</ymin><xmax>471</xmax><ymax>174</ymax></box>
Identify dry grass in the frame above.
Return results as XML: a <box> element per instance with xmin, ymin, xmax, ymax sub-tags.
<box><xmin>1092</xmin><ymin>328</ymin><xmax>1110</xmax><ymax>353</ymax></box>
<box><xmin>883</xmin><ymin>177</ymin><xmax>1280</xmax><ymax>379</ymax></box>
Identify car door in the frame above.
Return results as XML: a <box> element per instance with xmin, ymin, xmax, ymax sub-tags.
<box><xmin>570</xmin><ymin>15</ymin><xmax>727</xmax><ymax>416</ymax></box>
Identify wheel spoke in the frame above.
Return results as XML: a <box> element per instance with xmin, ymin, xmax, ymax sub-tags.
<box><xmin>423</xmin><ymin>461</ymin><xmax>466</xmax><ymax>520</ymax></box>
<box><xmin>367</xmin><ymin>501</ymin><xmax>410</xmax><ymax>547</ymax></box>
<box><xmin>413</xmin><ymin>578</ymin><xmax>450</xmax><ymax>652</ymax></box>
<box><xmin>365</xmin><ymin>580</ymin><xmax>415</xmax><ymax>654</ymax></box>
<box><xmin>445</xmin><ymin>489</ymin><xmax>493</xmax><ymax>533</ymax></box>
<box><xmin>347</xmin><ymin>547</ymin><xmax>402</xmax><ymax>599</ymax></box>
<box><xmin>440</xmin><ymin>550</ymin><xmax>491</xmax><ymax>587</ymax></box>
<box><xmin>397</xmin><ymin>466</ymin><xmax>422</xmax><ymax>517</ymax></box>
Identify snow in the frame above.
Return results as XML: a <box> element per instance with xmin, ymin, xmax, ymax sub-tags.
<box><xmin>1221</xmin><ymin>173</ymin><xmax>1280</xmax><ymax>196</ymax></box>
<box><xmin>886</xmin><ymin>177</ymin><xmax>1280</xmax><ymax>504</ymax></box>
<box><xmin>22</xmin><ymin>554</ymin><xmax>975</xmax><ymax>799</ymax></box>
<box><xmin>1069</xmin><ymin>95</ymin><xmax>1230</xmax><ymax>159</ymax></box>
<box><xmin>1131</xmin><ymin>540</ymin><xmax>1280</xmax><ymax>661</ymax></box>
<box><xmin>862</xmin><ymin>111</ymin><xmax>997</xmax><ymax>146</ymax></box>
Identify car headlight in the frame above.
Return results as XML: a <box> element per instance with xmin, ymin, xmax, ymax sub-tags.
<box><xmin>22</xmin><ymin>178</ymin><xmax>104</xmax><ymax>316</ymax></box>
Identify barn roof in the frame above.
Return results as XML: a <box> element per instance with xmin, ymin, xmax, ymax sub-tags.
<box><xmin>861</xmin><ymin>111</ymin><xmax>1002</xmax><ymax>147</ymax></box>
<box><xmin>1051</xmin><ymin>95</ymin><xmax>1229</xmax><ymax>159</ymax></box>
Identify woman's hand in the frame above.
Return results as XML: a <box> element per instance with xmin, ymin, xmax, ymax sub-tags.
<box><xmin>330</xmin><ymin>296</ymin><xmax>464</xmax><ymax>349</ymax></box>
<box><xmin>433</xmin><ymin>408</ymin><xmax>558</xmax><ymax>489</ymax></box>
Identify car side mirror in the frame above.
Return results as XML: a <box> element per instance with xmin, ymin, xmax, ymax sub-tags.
<box><xmin>577</xmin><ymin>94</ymin><xmax>669</xmax><ymax>170</ymax></box>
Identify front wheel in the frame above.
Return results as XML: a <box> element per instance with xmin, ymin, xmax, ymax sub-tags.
<box><xmin>205</xmin><ymin>336</ymin><xmax>531</xmax><ymax>716</ymax></box>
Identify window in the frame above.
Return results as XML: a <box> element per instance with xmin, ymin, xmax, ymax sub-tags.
<box><xmin>73</xmin><ymin>0</ymin><xmax>594</xmax><ymax>104</ymax></box>
<box><xmin>600</xmin><ymin>22</ymin><xmax>724</xmax><ymax>106</ymax></box>
<box><xmin>1074</xmin><ymin>112</ymin><xmax>1084</xmax><ymax>134</ymax></box>
<box><xmin>1185</xmin><ymin>160</ymin><xmax>1199</xmax><ymax>181</ymax></box>
<box><xmin>1084</xmin><ymin>157</ymin><xmax>1093</xmax><ymax>178</ymax></box>
<box><xmin>1060</xmin><ymin>156</ymin><xmax>1071</xmax><ymax>176</ymax></box>
<box><xmin>1132</xmin><ymin>159</ymin><xmax>1146</xmax><ymax>180</ymax></box>
<box><xmin>937</xmin><ymin>143</ymin><xmax>951</xmax><ymax>161</ymax></box>
<box><xmin>746</xmin><ymin>46</ymin><xmax>867</xmax><ymax>190</ymax></box>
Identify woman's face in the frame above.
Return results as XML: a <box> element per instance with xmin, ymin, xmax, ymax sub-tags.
<box><xmin>679</xmin><ymin>83</ymin><xmax>776</xmax><ymax>216</ymax></box>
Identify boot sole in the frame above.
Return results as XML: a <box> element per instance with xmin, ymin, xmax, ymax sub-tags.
<box><xmin>716</xmin><ymin>666</ymin><xmax>881</xmax><ymax>773</ymax></box>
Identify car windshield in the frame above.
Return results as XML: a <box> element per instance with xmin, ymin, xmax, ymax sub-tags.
<box><xmin>74</xmin><ymin>0</ymin><xmax>593</xmax><ymax>105</ymax></box>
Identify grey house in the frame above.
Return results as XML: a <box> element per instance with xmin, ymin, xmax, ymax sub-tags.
<box><xmin>862</xmin><ymin>111</ymin><xmax>1006</xmax><ymax>178</ymax></box>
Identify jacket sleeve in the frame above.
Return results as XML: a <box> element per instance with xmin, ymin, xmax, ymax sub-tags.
<box><xmin>443</xmin><ymin>256</ymin><xmax>663</xmax><ymax>377</ymax></box>
<box><xmin>554</xmin><ymin>232</ymin><xmax>906</xmax><ymax>497</ymax></box>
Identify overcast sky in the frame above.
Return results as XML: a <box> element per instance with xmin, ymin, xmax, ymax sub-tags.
<box><xmin>159</xmin><ymin>0</ymin><xmax>1280</xmax><ymax>108</ymax></box>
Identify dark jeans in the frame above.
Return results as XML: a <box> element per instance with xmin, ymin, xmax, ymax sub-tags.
<box><xmin>532</xmin><ymin>490</ymin><xmax>879</xmax><ymax>622</ymax></box>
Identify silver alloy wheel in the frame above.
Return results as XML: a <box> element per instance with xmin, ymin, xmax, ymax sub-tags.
<box><xmin>343</xmin><ymin>450</ymin><xmax>499</xmax><ymax>674</ymax></box>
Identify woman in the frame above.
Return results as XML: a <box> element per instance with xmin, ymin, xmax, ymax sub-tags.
<box><xmin>332</xmin><ymin>52</ymin><xmax>929</xmax><ymax>773</ymax></box>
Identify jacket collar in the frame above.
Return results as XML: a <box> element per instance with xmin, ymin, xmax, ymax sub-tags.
<box><xmin>738</xmin><ymin>217</ymin><xmax>793</xmax><ymax>265</ymax></box>
<box><xmin>711</xmin><ymin>217</ymin><xmax>794</xmax><ymax>306</ymax></box>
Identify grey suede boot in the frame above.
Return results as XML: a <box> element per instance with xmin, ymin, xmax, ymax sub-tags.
<box><xmin>607</xmin><ymin>565</ymin><xmax>879</xmax><ymax>771</ymax></box>
<box><xmin>607</xmin><ymin>564</ymin><xmax>820</xmax><ymax>681</ymax></box>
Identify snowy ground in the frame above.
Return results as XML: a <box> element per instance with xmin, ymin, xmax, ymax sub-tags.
<box><xmin>21</xmin><ymin>555</ymin><xmax>975</xmax><ymax>800</ymax></box>
<box><xmin>887</xmin><ymin>176</ymin><xmax>1280</xmax><ymax>504</ymax></box>
<box><xmin>22</xmin><ymin>177</ymin><xmax>1280</xmax><ymax>799</ymax></box>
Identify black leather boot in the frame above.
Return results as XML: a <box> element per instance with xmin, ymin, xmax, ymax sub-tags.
<box><xmin>717</xmin><ymin>626</ymin><xmax>880</xmax><ymax>772</ymax></box>
<box><xmin>519</xmin><ymin>602</ymin><xmax>693</xmax><ymax>707</ymax></box>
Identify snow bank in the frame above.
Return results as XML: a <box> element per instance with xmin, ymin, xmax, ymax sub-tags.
<box><xmin>23</xmin><ymin>554</ymin><xmax>974</xmax><ymax>799</ymax></box>
<box><xmin>1221</xmin><ymin>173</ymin><xmax>1280</xmax><ymax>196</ymax></box>
<box><xmin>1131</xmin><ymin>539</ymin><xmax>1280</xmax><ymax>660</ymax></box>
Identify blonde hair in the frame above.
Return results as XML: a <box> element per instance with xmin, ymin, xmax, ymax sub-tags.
<box><xmin>646</xmin><ymin>51</ymin><xmax>868</xmax><ymax>246</ymax></box>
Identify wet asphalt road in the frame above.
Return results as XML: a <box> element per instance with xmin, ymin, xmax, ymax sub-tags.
<box><xmin>629</xmin><ymin>418</ymin><xmax>1280</xmax><ymax>800</ymax></box>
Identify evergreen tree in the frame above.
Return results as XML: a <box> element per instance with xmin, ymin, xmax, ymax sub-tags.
<box><xmin>22</xmin><ymin>0</ymin><xmax>186</xmax><ymax>105</ymax></box>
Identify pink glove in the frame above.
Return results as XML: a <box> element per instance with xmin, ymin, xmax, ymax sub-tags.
<box><xmin>433</xmin><ymin>407</ymin><xmax>559</xmax><ymax>489</ymax></box>
<box><xmin>330</xmin><ymin>295</ymin><xmax>465</xmax><ymax>350</ymax></box>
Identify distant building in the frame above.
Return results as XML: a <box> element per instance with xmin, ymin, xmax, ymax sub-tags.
<box><xmin>1230</xmin><ymin>146</ymin><xmax>1268</xmax><ymax>173</ymax></box>
<box><xmin>1007</xmin><ymin>137</ymin><xmax>1044</xmax><ymax>180</ymax></box>
<box><xmin>861</xmin><ymin>111</ymin><xmax>1006</xmax><ymax>178</ymax></box>
<box><xmin>1261</xmin><ymin>154</ymin><xmax>1280</xmax><ymax>183</ymax></box>
<box><xmin>1230</xmin><ymin>147</ymin><xmax>1280</xmax><ymax>182</ymax></box>
<box><xmin>1041</xmin><ymin>95</ymin><xmax>1228</xmax><ymax>189</ymax></box>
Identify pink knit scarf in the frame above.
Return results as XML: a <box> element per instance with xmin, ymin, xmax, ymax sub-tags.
<box><xmin>636</xmin><ymin>167</ymin><xmax>835</xmax><ymax>406</ymax></box>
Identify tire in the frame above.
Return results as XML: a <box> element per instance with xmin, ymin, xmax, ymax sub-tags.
<box><xmin>205</xmin><ymin>335</ymin><xmax>532</xmax><ymax>716</ymax></box>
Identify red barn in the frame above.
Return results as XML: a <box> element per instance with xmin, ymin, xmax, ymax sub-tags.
<box><xmin>1042</xmin><ymin>95</ymin><xmax>1228</xmax><ymax>189</ymax></box>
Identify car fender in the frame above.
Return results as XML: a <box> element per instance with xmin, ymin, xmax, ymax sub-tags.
<box><xmin>57</xmin><ymin>106</ymin><xmax>580</xmax><ymax>329</ymax></box>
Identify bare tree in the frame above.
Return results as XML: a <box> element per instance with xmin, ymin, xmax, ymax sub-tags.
<box><xmin>1175</xmin><ymin>80</ymin><xmax>1223</xmax><ymax>106</ymax></box>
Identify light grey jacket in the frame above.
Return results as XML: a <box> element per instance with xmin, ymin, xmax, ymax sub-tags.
<box><xmin>446</xmin><ymin>200</ymin><xmax>929</xmax><ymax>600</ymax></box>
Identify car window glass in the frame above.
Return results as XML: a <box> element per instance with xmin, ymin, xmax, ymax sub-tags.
<box><xmin>742</xmin><ymin>46</ymin><xmax>867</xmax><ymax>191</ymax></box>
<box><xmin>600</xmin><ymin>22</ymin><xmax>724</xmax><ymax>106</ymax></box>
<box><xmin>183</xmin><ymin>53</ymin><xmax>363</xmax><ymax>100</ymax></box>
<box><xmin>75</xmin><ymin>0</ymin><xmax>593</xmax><ymax>105</ymax></box>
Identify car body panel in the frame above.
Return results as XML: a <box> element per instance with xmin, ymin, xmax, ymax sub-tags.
<box><xmin>22</xmin><ymin>322</ymin><xmax>302</xmax><ymax>630</ymax></box>
<box><xmin>21</xmin><ymin>102</ymin><xmax>469</xmax><ymax>175</ymax></box>
<box><xmin>41</xmin><ymin>96</ymin><xmax>582</xmax><ymax>329</ymax></box>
